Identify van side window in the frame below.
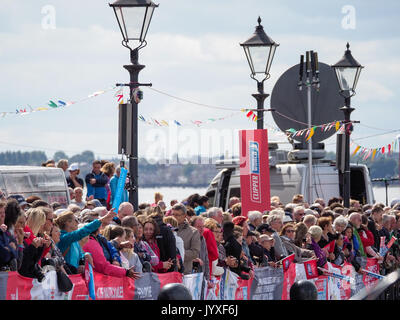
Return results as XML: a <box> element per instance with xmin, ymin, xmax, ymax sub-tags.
<box><xmin>228</xmin><ymin>187</ymin><xmax>240</xmax><ymax>200</ymax></box>
<box><xmin>206</xmin><ymin>190</ymin><xmax>216</xmax><ymax>207</ymax></box>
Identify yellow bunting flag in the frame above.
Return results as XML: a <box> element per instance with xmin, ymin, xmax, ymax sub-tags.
<box><xmin>371</xmin><ymin>149</ymin><xmax>377</xmax><ymax>161</ymax></box>
<box><xmin>351</xmin><ymin>145</ymin><xmax>361</xmax><ymax>156</ymax></box>
<box><xmin>306</xmin><ymin>127</ymin><xmax>315</xmax><ymax>141</ymax></box>
<box><xmin>335</xmin><ymin>121</ymin><xmax>340</xmax><ymax>131</ymax></box>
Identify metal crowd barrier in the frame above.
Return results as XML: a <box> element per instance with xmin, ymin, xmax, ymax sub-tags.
<box><xmin>350</xmin><ymin>269</ymin><xmax>400</xmax><ymax>300</ymax></box>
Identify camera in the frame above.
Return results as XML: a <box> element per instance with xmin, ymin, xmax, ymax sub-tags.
<box><xmin>33</xmin><ymin>264</ymin><xmax>45</xmax><ymax>283</ymax></box>
<box><xmin>192</xmin><ymin>261</ymin><xmax>200</xmax><ymax>273</ymax></box>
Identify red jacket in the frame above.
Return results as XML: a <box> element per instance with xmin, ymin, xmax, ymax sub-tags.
<box><xmin>23</xmin><ymin>225</ymin><xmax>50</xmax><ymax>263</ymax></box>
<box><xmin>147</xmin><ymin>239</ymin><xmax>166</xmax><ymax>273</ymax></box>
<box><xmin>359</xmin><ymin>229</ymin><xmax>375</xmax><ymax>248</ymax></box>
<box><xmin>83</xmin><ymin>236</ymin><xmax>126</xmax><ymax>278</ymax></box>
<box><xmin>203</xmin><ymin>228</ymin><xmax>219</xmax><ymax>274</ymax></box>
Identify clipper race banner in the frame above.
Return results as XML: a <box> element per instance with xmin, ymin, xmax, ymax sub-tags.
<box><xmin>0</xmin><ymin>259</ymin><xmax>381</xmax><ymax>300</ymax></box>
<box><xmin>239</xmin><ymin>129</ymin><xmax>271</xmax><ymax>216</ymax></box>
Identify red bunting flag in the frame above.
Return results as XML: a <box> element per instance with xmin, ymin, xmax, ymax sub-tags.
<box><xmin>323</xmin><ymin>240</ymin><xmax>336</xmax><ymax>254</ymax></box>
<box><xmin>303</xmin><ymin>259</ymin><xmax>319</xmax><ymax>279</ymax></box>
<box><xmin>282</xmin><ymin>253</ymin><xmax>295</xmax><ymax>272</ymax></box>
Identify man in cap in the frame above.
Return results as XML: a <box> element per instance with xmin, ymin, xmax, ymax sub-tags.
<box><xmin>256</xmin><ymin>223</ymin><xmax>275</xmax><ymax>236</ymax></box>
<box><xmin>8</xmin><ymin>194</ymin><xmax>29</xmax><ymax>211</ymax></box>
<box><xmin>66</xmin><ymin>163</ymin><xmax>84</xmax><ymax>189</ymax></box>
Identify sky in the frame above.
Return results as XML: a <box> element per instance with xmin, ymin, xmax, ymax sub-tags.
<box><xmin>0</xmin><ymin>0</ymin><xmax>399</xmax><ymax>163</ymax></box>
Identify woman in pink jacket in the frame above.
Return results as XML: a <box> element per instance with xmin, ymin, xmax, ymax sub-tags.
<box><xmin>83</xmin><ymin>227</ymin><xmax>140</xmax><ymax>279</ymax></box>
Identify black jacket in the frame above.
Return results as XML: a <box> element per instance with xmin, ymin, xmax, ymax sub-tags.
<box><xmin>153</xmin><ymin>215</ymin><xmax>177</xmax><ymax>272</ymax></box>
<box><xmin>66</xmin><ymin>176</ymin><xmax>84</xmax><ymax>189</ymax></box>
<box><xmin>223</xmin><ymin>234</ymin><xmax>250</xmax><ymax>275</ymax></box>
<box><xmin>368</xmin><ymin>217</ymin><xmax>380</xmax><ymax>250</ymax></box>
<box><xmin>18</xmin><ymin>240</ymin><xmax>45</xmax><ymax>279</ymax></box>
<box><xmin>248</xmin><ymin>242</ymin><xmax>264</xmax><ymax>265</ymax></box>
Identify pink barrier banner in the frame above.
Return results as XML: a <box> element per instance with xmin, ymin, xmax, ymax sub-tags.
<box><xmin>239</xmin><ymin>129</ymin><xmax>271</xmax><ymax>216</ymax></box>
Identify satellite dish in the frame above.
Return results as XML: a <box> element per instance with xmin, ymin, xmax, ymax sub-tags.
<box><xmin>270</xmin><ymin>62</ymin><xmax>344</xmax><ymax>144</ymax></box>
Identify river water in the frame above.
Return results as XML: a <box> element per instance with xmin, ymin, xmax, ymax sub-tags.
<box><xmin>139</xmin><ymin>186</ymin><xmax>399</xmax><ymax>206</ymax></box>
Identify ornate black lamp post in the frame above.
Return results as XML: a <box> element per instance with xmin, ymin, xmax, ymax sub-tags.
<box><xmin>332</xmin><ymin>43</ymin><xmax>363</xmax><ymax>208</ymax></box>
<box><xmin>110</xmin><ymin>0</ymin><xmax>158</xmax><ymax>210</ymax></box>
<box><xmin>240</xmin><ymin>17</ymin><xmax>279</xmax><ymax>129</ymax></box>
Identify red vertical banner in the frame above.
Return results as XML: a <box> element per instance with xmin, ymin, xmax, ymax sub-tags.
<box><xmin>239</xmin><ymin>129</ymin><xmax>271</xmax><ymax>217</ymax></box>
<box><xmin>362</xmin><ymin>258</ymin><xmax>380</xmax><ymax>290</ymax></box>
<box><xmin>282</xmin><ymin>263</ymin><xmax>297</xmax><ymax>300</ymax></box>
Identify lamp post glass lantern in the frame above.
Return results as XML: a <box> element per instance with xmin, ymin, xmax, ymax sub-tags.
<box><xmin>110</xmin><ymin>0</ymin><xmax>158</xmax><ymax>210</ymax></box>
<box><xmin>331</xmin><ymin>43</ymin><xmax>363</xmax><ymax>97</ymax></box>
<box><xmin>240</xmin><ymin>17</ymin><xmax>279</xmax><ymax>82</ymax></box>
<box><xmin>240</xmin><ymin>17</ymin><xmax>278</xmax><ymax>130</ymax></box>
<box><xmin>109</xmin><ymin>0</ymin><xmax>158</xmax><ymax>49</ymax></box>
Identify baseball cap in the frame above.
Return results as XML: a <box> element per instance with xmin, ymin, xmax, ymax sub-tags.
<box><xmin>246</xmin><ymin>230</ymin><xmax>257</xmax><ymax>237</ymax></box>
<box><xmin>256</xmin><ymin>223</ymin><xmax>274</xmax><ymax>234</ymax></box>
<box><xmin>68</xmin><ymin>163</ymin><xmax>80</xmax><ymax>171</ymax></box>
<box><xmin>259</xmin><ymin>234</ymin><xmax>274</xmax><ymax>242</ymax></box>
<box><xmin>8</xmin><ymin>194</ymin><xmax>28</xmax><ymax>206</ymax></box>
<box><xmin>391</xmin><ymin>198</ymin><xmax>400</xmax><ymax>208</ymax></box>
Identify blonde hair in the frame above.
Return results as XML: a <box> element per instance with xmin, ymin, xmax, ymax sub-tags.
<box><xmin>101</xmin><ymin>224</ymin><xmax>114</xmax><ymax>240</ymax></box>
<box><xmin>122</xmin><ymin>227</ymin><xmax>135</xmax><ymax>258</ymax></box>
<box><xmin>163</xmin><ymin>216</ymin><xmax>178</xmax><ymax>228</ymax></box>
<box><xmin>57</xmin><ymin>159</ymin><xmax>68</xmax><ymax>169</ymax></box>
<box><xmin>101</xmin><ymin>162</ymin><xmax>116</xmax><ymax>178</ymax></box>
<box><xmin>136</xmin><ymin>214</ymin><xmax>147</xmax><ymax>226</ymax></box>
<box><xmin>204</xmin><ymin>218</ymin><xmax>218</xmax><ymax>231</ymax></box>
<box><xmin>54</xmin><ymin>210</ymin><xmax>76</xmax><ymax>230</ymax></box>
<box><xmin>26</xmin><ymin>207</ymin><xmax>47</xmax><ymax>235</ymax></box>
<box><xmin>154</xmin><ymin>192</ymin><xmax>163</xmax><ymax>203</ymax></box>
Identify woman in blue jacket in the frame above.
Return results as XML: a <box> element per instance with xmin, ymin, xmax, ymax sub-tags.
<box><xmin>54</xmin><ymin>209</ymin><xmax>116</xmax><ymax>273</ymax></box>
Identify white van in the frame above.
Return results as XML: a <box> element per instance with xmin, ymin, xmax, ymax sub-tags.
<box><xmin>0</xmin><ymin>166</ymin><xmax>70</xmax><ymax>207</ymax></box>
<box><xmin>205</xmin><ymin>147</ymin><xmax>375</xmax><ymax>211</ymax></box>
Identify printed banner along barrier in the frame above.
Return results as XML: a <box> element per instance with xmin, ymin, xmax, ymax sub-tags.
<box><xmin>0</xmin><ymin>258</ymin><xmax>381</xmax><ymax>300</ymax></box>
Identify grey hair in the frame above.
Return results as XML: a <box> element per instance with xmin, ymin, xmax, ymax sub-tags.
<box><xmin>93</xmin><ymin>206</ymin><xmax>108</xmax><ymax>217</ymax></box>
<box><xmin>308</xmin><ymin>225</ymin><xmax>323</xmax><ymax>239</ymax></box>
<box><xmin>333</xmin><ymin>216</ymin><xmax>348</xmax><ymax>229</ymax></box>
<box><xmin>207</xmin><ymin>207</ymin><xmax>222</xmax><ymax>219</ymax></box>
<box><xmin>172</xmin><ymin>203</ymin><xmax>187</xmax><ymax>215</ymax></box>
<box><xmin>382</xmin><ymin>213</ymin><xmax>395</xmax><ymax>226</ymax></box>
<box><xmin>266</xmin><ymin>214</ymin><xmax>283</xmax><ymax>225</ymax></box>
<box><xmin>303</xmin><ymin>214</ymin><xmax>317</xmax><ymax>225</ymax></box>
<box><xmin>248</xmin><ymin>211</ymin><xmax>262</xmax><ymax>223</ymax></box>
<box><xmin>293</xmin><ymin>206</ymin><xmax>305</xmax><ymax>214</ymax></box>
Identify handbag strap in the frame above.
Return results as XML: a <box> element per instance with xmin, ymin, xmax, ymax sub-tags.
<box><xmin>62</xmin><ymin>246</ymin><xmax>71</xmax><ymax>257</ymax></box>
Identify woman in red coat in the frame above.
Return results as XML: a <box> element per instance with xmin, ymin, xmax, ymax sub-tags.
<box><xmin>360</xmin><ymin>215</ymin><xmax>384</xmax><ymax>262</ymax></box>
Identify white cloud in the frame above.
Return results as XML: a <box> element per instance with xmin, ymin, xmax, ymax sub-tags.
<box><xmin>0</xmin><ymin>7</ymin><xmax>399</xmax><ymax>159</ymax></box>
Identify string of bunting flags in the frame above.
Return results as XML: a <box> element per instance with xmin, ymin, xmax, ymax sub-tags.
<box><xmin>285</xmin><ymin>121</ymin><xmax>353</xmax><ymax>141</ymax></box>
<box><xmin>0</xmin><ymin>86</ymin><xmax>117</xmax><ymax>119</ymax></box>
<box><xmin>137</xmin><ymin>111</ymin><xmax>242</xmax><ymax>127</ymax></box>
<box><xmin>350</xmin><ymin>138</ymin><xmax>399</xmax><ymax>161</ymax></box>
<box><xmin>3</xmin><ymin>83</ymin><xmax>398</xmax><ymax>159</ymax></box>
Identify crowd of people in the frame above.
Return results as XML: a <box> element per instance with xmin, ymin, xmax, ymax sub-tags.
<box><xmin>1</xmin><ymin>158</ymin><xmax>400</xmax><ymax>292</ymax></box>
